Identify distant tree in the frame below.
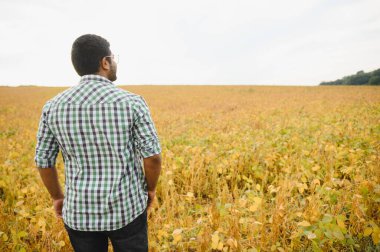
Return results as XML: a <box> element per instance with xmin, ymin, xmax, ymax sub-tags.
<box><xmin>350</xmin><ymin>72</ymin><xmax>371</xmax><ymax>85</ymax></box>
<box><xmin>369</xmin><ymin>76</ymin><xmax>380</xmax><ymax>85</ymax></box>
<box><xmin>373</xmin><ymin>69</ymin><xmax>380</xmax><ymax>77</ymax></box>
<box><xmin>320</xmin><ymin>68</ymin><xmax>380</xmax><ymax>85</ymax></box>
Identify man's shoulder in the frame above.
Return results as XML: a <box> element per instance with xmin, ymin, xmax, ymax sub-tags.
<box><xmin>113</xmin><ymin>87</ymin><xmax>139</xmax><ymax>99</ymax></box>
<box><xmin>42</xmin><ymin>89</ymin><xmax>69</xmax><ymax>110</ymax></box>
<box><xmin>113</xmin><ymin>87</ymin><xmax>145</xmax><ymax>104</ymax></box>
<box><xmin>46</xmin><ymin>86</ymin><xmax>76</xmax><ymax>105</ymax></box>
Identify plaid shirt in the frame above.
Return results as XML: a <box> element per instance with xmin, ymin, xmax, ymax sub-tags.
<box><xmin>34</xmin><ymin>75</ymin><xmax>161</xmax><ymax>231</ymax></box>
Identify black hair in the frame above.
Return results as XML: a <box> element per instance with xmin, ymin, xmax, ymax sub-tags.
<box><xmin>71</xmin><ymin>34</ymin><xmax>111</xmax><ymax>76</ymax></box>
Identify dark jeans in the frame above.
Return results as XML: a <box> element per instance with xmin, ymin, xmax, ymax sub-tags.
<box><xmin>64</xmin><ymin>209</ymin><xmax>148</xmax><ymax>252</ymax></box>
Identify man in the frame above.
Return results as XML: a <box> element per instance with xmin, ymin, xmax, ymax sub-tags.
<box><xmin>34</xmin><ymin>34</ymin><xmax>162</xmax><ymax>252</ymax></box>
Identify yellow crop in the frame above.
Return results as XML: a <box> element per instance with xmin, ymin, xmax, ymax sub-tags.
<box><xmin>0</xmin><ymin>85</ymin><xmax>379</xmax><ymax>251</ymax></box>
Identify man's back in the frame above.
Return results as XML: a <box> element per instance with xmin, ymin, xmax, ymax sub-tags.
<box><xmin>35</xmin><ymin>75</ymin><xmax>161</xmax><ymax>231</ymax></box>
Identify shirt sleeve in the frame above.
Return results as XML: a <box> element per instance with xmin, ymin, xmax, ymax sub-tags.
<box><xmin>132</xmin><ymin>96</ymin><xmax>162</xmax><ymax>158</ymax></box>
<box><xmin>34</xmin><ymin>101</ymin><xmax>60</xmax><ymax>168</ymax></box>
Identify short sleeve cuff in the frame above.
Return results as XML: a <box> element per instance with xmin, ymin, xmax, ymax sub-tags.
<box><xmin>140</xmin><ymin>139</ymin><xmax>162</xmax><ymax>158</ymax></box>
<box><xmin>35</xmin><ymin>158</ymin><xmax>57</xmax><ymax>168</ymax></box>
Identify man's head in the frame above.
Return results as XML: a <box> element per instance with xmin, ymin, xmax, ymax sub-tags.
<box><xmin>71</xmin><ymin>34</ymin><xmax>117</xmax><ymax>81</ymax></box>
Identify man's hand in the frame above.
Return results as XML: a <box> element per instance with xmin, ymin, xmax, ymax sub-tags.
<box><xmin>53</xmin><ymin>198</ymin><xmax>64</xmax><ymax>218</ymax></box>
<box><xmin>147</xmin><ymin>190</ymin><xmax>156</xmax><ymax>211</ymax></box>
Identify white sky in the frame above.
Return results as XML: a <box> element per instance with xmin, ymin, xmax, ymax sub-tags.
<box><xmin>1</xmin><ymin>0</ymin><xmax>379</xmax><ymax>86</ymax></box>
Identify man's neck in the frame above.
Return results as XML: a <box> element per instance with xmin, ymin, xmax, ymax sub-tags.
<box><xmin>95</xmin><ymin>71</ymin><xmax>111</xmax><ymax>82</ymax></box>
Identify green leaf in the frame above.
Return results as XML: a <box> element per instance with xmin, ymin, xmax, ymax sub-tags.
<box><xmin>322</xmin><ymin>214</ymin><xmax>333</xmax><ymax>223</ymax></box>
<box><xmin>332</xmin><ymin>229</ymin><xmax>345</xmax><ymax>240</ymax></box>
<box><xmin>324</xmin><ymin>230</ymin><xmax>333</xmax><ymax>239</ymax></box>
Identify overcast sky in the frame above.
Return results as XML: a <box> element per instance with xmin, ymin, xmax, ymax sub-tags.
<box><xmin>1</xmin><ymin>0</ymin><xmax>379</xmax><ymax>86</ymax></box>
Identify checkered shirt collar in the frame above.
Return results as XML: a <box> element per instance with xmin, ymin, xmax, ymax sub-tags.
<box><xmin>79</xmin><ymin>74</ymin><xmax>114</xmax><ymax>86</ymax></box>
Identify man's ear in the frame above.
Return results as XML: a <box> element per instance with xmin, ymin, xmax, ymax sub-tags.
<box><xmin>99</xmin><ymin>57</ymin><xmax>111</xmax><ymax>71</ymax></box>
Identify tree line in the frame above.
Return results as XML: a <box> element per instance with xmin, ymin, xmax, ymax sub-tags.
<box><xmin>320</xmin><ymin>68</ymin><xmax>380</xmax><ymax>85</ymax></box>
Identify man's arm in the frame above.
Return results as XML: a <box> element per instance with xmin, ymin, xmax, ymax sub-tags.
<box><xmin>35</xmin><ymin>101</ymin><xmax>63</xmax><ymax>217</ymax></box>
<box><xmin>132</xmin><ymin>96</ymin><xmax>162</xmax><ymax>210</ymax></box>
<box><xmin>143</xmin><ymin>154</ymin><xmax>162</xmax><ymax>209</ymax></box>
<box><xmin>38</xmin><ymin>167</ymin><xmax>64</xmax><ymax>200</ymax></box>
<box><xmin>38</xmin><ymin>167</ymin><xmax>64</xmax><ymax>217</ymax></box>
